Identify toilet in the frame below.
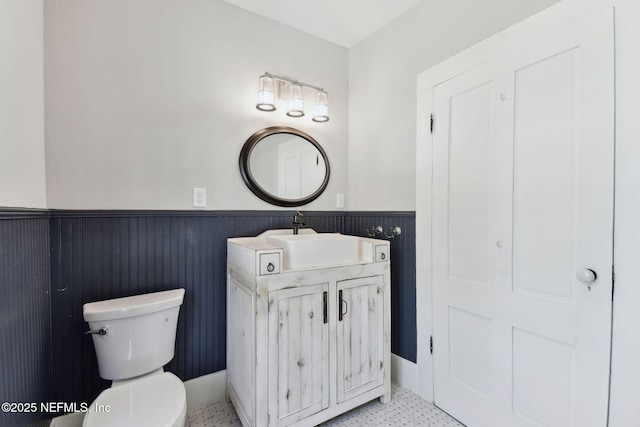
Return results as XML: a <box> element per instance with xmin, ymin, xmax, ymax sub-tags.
<box><xmin>82</xmin><ymin>289</ymin><xmax>187</xmax><ymax>427</ymax></box>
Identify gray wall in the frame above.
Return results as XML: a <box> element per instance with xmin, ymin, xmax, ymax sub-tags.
<box><xmin>0</xmin><ymin>0</ymin><xmax>47</xmax><ymax>208</ymax></box>
<box><xmin>44</xmin><ymin>0</ymin><xmax>349</xmax><ymax>210</ymax></box>
<box><xmin>598</xmin><ymin>0</ymin><xmax>640</xmax><ymax>424</ymax></box>
<box><xmin>347</xmin><ymin>0</ymin><xmax>558</xmax><ymax>210</ymax></box>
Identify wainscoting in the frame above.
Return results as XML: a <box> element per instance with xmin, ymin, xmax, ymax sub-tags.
<box><xmin>0</xmin><ymin>210</ymin><xmax>52</xmax><ymax>427</ymax></box>
<box><xmin>1</xmin><ymin>209</ymin><xmax>415</xmax><ymax>416</ymax></box>
<box><xmin>344</xmin><ymin>213</ymin><xmax>416</xmax><ymax>362</ymax></box>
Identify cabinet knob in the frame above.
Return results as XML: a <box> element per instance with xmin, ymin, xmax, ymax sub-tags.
<box><xmin>266</xmin><ymin>262</ymin><xmax>275</xmax><ymax>273</ymax></box>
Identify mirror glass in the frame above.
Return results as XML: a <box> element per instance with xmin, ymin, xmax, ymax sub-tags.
<box><xmin>239</xmin><ymin>127</ymin><xmax>330</xmax><ymax>207</ymax></box>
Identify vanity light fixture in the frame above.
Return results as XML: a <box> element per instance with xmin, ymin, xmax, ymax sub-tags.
<box><xmin>256</xmin><ymin>74</ymin><xmax>276</xmax><ymax>111</ymax></box>
<box><xmin>255</xmin><ymin>72</ymin><xmax>329</xmax><ymax>122</ymax></box>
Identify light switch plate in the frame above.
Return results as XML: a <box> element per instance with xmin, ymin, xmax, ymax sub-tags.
<box><xmin>336</xmin><ymin>193</ymin><xmax>345</xmax><ymax>209</ymax></box>
<box><xmin>193</xmin><ymin>187</ymin><xmax>207</xmax><ymax>208</ymax></box>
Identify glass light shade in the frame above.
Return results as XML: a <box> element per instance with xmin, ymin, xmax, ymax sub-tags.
<box><xmin>312</xmin><ymin>91</ymin><xmax>329</xmax><ymax>122</ymax></box>
<box><xmin>287</xmin><ymin>83</ymin><xmax>305</xmax><ymax>117</ymax></box>
<box><xmin>256</xmin><ymin>75</ymin><xmax>276</xmax><ymax>111</ymax></box>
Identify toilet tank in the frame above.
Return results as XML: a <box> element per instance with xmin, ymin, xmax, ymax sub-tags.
<box><xmin>83</xmin><ymin>289</ymin><xmax>185</xmax><ymax>380</ymax></box>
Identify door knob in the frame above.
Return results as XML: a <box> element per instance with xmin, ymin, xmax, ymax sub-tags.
<box><xmin>576</xmin><ymin>269</ymin><xmax>597</xmax><ymax>284</ymax></box>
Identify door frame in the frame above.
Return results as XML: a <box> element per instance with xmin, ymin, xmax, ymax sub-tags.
<box><xmin>415</xmin><ymin>1</ymin><xmax>615</xmax><ymax>406</ymax></box>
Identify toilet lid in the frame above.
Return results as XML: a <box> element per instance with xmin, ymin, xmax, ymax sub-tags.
<box><xmin>83</xmin><ymin>372</ymin><xmax>186</xmax><ymax>427</ymax></box>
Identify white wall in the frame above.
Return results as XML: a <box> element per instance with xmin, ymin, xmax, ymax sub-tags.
<box><xmin>0</xmin><ymin>0</ymin><xmax>47</xmax><ymax>209</ymax></box>
<box><xmin>604</xmin><ymin>0</ymin><xmax>640</xmax><ymax>425</ymax></box>
<box><xmin>44</xmin><ymin>0</ymin><xmax>348</xmax><ymax>210</ymax></box>
<box><xmin>347</xmin><ymin>0</ymin><xmax>558</xmax><ymax>211</ymax></box>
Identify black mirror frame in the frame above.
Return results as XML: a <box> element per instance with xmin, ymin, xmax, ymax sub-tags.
<box><xmin>239</xmin><ymin>126</ymin><xmax>331</xmax><ymax>207</ymax></box>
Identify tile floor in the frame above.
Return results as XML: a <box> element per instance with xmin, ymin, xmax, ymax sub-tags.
<box><xmin>187</xmin><ymin>384</ymin><xmax>464</xmax><ymax>427</ymax></box>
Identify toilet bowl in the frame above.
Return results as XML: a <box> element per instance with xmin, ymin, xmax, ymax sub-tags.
<box><xmin>83</xmin><ymin>372</ymin><xmax>186</xmax><ymax>427</ymax></box>
<box><xmin>82</xmin><ymin>289</ymin><xmax>186</xmax><ymax>427</ymax></box>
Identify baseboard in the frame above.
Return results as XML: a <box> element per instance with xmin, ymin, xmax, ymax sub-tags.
<box><xmin>184</xmin><ymin>370</ymin><xmax>227</xmax><ymax>412</ymax></box>
<box><xmin>391</xmin><ymin>354</ymin><xmax>419</xmax><ymax>395</ymax></box>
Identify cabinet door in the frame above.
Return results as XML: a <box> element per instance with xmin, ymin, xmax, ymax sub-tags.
<box><xmin>337</xmin><ymin>276</ymin><xmax>385</xmax><ymax>403</ymax></box>
<box><xmin>268</xmin><ymin>284</ymin><xmax>329</xmax><ymax>426</ymax></box>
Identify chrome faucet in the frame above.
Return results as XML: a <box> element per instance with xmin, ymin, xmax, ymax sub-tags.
<box><xmin>292</xmin><ymin>210</ymin><xmax>306</xmax><ymax>235</ymax></box>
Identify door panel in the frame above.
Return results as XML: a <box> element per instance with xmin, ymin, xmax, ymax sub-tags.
<box><xmin>448</xmin><ymin>82</ymin><xmax>492</xmax><ymax>283</ymax></box>
<box><xmin>513</xmin><ymin>48</ymin><xmax>577</xmax><ymax>301</ymax></box>
<box><xmin>512</xmin><ymin>328</ymin><xmax>574</xmax><ymax>426</ymax></box>
<box><xmin>431</xmin><ymin>10</ymin><xmax>614</xmax><ymax>427</ymax></box>
<box><xmin>448</xmin><ymin>307</ymin><xmax>490</xmax><ymax>397</ymax></box>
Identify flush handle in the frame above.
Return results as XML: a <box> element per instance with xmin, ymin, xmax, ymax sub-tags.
<box><xmin>85</xmin><ymin>327</ymin><xmax>108</xmax><ymax>336</ymax></box>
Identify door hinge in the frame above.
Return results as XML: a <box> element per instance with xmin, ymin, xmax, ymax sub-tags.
<box><xmin>430</xmin><ymin>114</ymin><xmax>434</xmax><ymax>134</ymax></box>
<box><xmin>430</xmin><ymin>335</ymin><xmax>433</xmax><ymax>354</ymax></box>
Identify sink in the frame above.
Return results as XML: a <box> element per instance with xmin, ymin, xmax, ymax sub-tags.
<box><xmin>267</xmin><ymin>233</ymin><xmax>360</xmax><ymax>270</ymax></box>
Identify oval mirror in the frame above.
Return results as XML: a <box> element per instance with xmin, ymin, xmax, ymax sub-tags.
<box><xmin>239</xmin><ymin>127</ymin><xmax>330</xmax><ymax>207</ymax></box>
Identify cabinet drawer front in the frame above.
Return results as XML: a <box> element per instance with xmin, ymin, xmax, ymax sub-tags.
<box><xmin>268</xmin><ymin>284</ymin><xmax>330</xmax><ymax>425</ymax></box>
<box><xmin>259</xmin><ymin>252</ymin><xmax>281</xmax><ymax>275</ymax></box>
<box><xmin>375</xmin><ymin>244</ymin><xmax>389</xmax><ymax>263</ymax></box>
<box><xmin>337</xmin><ymin>275</ymin><xmax>385</xmax><ymax>403</ymax></box>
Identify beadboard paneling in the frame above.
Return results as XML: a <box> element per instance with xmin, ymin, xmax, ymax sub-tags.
<box><xmin>0</xmin><ymin>213</ymin><xmax>52</xmax><ymax>427</ymax></box>
<box><xmin>48</xmin><ymin>210</ymin><xmax>416</xmax><ymax>405</ymax></box>
<box><xmin>344</xmin><ymin>212</ymin><xmax>417</xmax><ymax>362</ymax></box>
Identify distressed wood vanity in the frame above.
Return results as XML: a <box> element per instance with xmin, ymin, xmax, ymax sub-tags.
<box><xmin>227</xmin><ymin>230</ymin><xmax>391</xmax><ymax>427</ymax></box>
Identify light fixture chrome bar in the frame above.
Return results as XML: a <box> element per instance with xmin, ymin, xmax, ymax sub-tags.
<box><xmin>263</xmin><ymin>71</ymin><xmax>325</xmax><ymax>93</ymax></box>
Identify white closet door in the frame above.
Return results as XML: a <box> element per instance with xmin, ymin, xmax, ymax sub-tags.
<box><xmin>431</xmin><ymin>10</ymin><xmax>614</xmax><ymax>427</ymax></box>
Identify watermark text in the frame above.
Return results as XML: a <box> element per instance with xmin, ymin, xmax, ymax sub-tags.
<box><xmin>2</xmin><ymin>401</ymin><xmax>111</xmax><ymax>414</ymax></box>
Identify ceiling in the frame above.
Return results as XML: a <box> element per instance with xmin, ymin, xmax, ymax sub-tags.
<box><xmin>222</xmin><ymin>0</ymin><xmax>427</xmax><ymax>48</ymax></box>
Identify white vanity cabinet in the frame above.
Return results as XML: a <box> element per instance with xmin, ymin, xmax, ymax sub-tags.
<box><xmin>227</xmin><ymin>231</ymin><xmax>391</xmax><ymax>427</ymax></box>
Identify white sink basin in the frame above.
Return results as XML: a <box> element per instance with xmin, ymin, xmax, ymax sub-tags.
<box><xmin>267</xmin><ymin>233</ymin><xmax>360</xmax><ymax>270</ymax></box>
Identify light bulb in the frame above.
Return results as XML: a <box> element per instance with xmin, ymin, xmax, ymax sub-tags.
<box><xmin>287</xmin><ymin>83</ymin><xmax>304</xmax><ymax>117</ymax></box>
<box><xmin>256</xmin><ymin>75</ymin><xmax>276</xmax><ymax>112</ymax></box>
<box><xmin>312</xmin><ymin>91</ymin><xmax>329</xmax><ymax>122</ymax></box>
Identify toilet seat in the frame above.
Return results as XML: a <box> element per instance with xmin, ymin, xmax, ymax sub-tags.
<box><xmin>83</xmin><ymin>372</ymin><xmax>186</xmax><ymax>427</ymax></box>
